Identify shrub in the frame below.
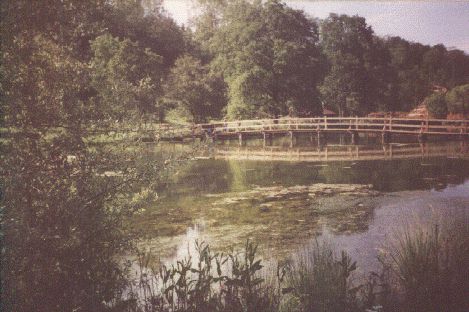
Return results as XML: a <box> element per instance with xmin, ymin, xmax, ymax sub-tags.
<box><xmin>425</xmin><ymin>93</ymin><xmax>448</xmax><ymax>118</ymax></box>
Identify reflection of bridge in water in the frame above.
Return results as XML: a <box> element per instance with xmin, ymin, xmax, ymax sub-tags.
<box><xmin>212</xmin><ymin>142</ymin><xmax>469</xmax><ymax>162</ymax></box>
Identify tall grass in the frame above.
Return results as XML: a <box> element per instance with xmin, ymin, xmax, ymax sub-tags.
<box><xmin>121</xmin><ymin>240</ymin><xmax>280</xmax><ymax>312</ymax></box>
<box><xmin>282</xmin><ymin>240</ymin><xmax>360</xmax><ymax>312</ymax></box>
<box><xmin>380</xmin><ymin>211</ymin><xmax>469</xmax><ymax>312</ymax></box>
<box><xmin>116</xmin><ymin>212</ymin><xmax>468</xmax><ymax>312</ymax></box>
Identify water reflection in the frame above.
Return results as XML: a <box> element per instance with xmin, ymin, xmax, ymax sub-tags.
<box><xmin>135</xmin><ymin>141</ymin><xmax>469</xmax><ymax>263</ymax></box>
<box><xmin>213</xmin><ymin>141</ymin><xmax>468</xmax><ymax>162</ymax></box>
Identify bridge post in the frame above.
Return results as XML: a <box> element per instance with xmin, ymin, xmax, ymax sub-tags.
<box><xmin>382</xmin><ymin>128</ymin><xmax>391</xmax><ymax>144</ymax></box>
<box><xmin>288</xmin><ymin>131</ymin><xmax>296</xmax><ymax>148</ymax></box>
<box><xmin>418</xmin><ymin>131</ymin><xmax>427</xmax><ymax>143</ymax></box>
<box><xmin>462</xmin><ymin>121</ymin><xmax>468</xmax><ymax>140</ymax></box>
<box><xmin>317</xmin><ymin>129</ymin><xmax>326</xmax><ymax>147</ymax></box>
<box><xmin>350</xmin><ymin>130</ymin><xmax>359</xmax><ymax>145</ymax></box>
<box><xmin>238</xmin><ymin>132</ymin><xmax>243</xmax><ymax>146</ymax></box>
<box><xmin>263</xmin><ymin>132</ymin><xmax>272</xmax><ymax>146</ymax></box>
<box><xmin>324</xmin><ymin>116</ymin><xmax>328</xmax><ymax>130</ymax></box>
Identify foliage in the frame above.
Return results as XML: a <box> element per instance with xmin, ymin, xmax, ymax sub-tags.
<box><xmin>425</xmin><ymin>93</ymin><xmax>447</xmax><ymax>118</ymax></box>
<box><xmin>378</xmin><ymin>213</ymin><xmax>469</xmax><ymax>312</ymax></box>
<box><xmin>104</xmin><ymin>0</ymin><xmax>186</xmax><ymax>68</ymax></box>
<box><xmin>319</xmin><ymin>14</ymin><xmax>392</xmax><ymax>116</ymax></box>
<box><xmin>90</xmin><ymin>33</ymin><xmax>165</xmax><ymax>120</ymax></box>
<box><xmin>284</xmin><ymin>241</ymin><xmax>360</xmax><ymax>312</ymax></box>
<box><xmin>0</xmin><ymin>1</ymin><xmax>186</xmax><ymax>311</ymax></box>
<box><xmin>165</xmin><ymin>55</ymin><xmax>226</xmax><ymax>123</ymax></box>
<box><xmin>124</xmin><ymin>240</ymin><xmax>279</xmax><ymax>312</ymax></box>
<box><xmin>206</xmin><ymin>0</ymin><xmax>324</xmax><ymax>119</ymax></box>
<box><xmin>385</xmin><ymin>37</ymin><xmax>469</xmax><ymax>112</ymax></box>
<box><xmin>445</xmin><ymin>84</ymin><xmax>469</xmax><ymax>115</ymax></box>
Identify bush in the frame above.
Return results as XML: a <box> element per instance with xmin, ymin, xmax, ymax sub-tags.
<box><xmin>446</xmin><ymin>84</ymin><xmax>469</xmax><ymax>115</ymax></box>
<box><xmin>425</xmin><ymin>93</ymin><xmax>448</xmax><ymax>118</ymax></box>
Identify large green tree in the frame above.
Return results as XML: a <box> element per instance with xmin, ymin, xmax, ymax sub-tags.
<box><xmin>104</xmin><ymin>0</ymin><xmax>186</xmax><ymax>67</ymax></box>
<box><xmin>90</xmin><ymin>34</ymin><xmax>165</xmax><ymax>120</ymax></box>
<box><xmin>319</xmin><ymin>14</ymin><xmax>385</xmax><ymax>116</ymax></box>
<box><xmin>385</xmin><ymin>37</ymin><xmax>430</xmax><ymax>111</ymax></box>
<box><xmin>206</xmin><ymin>0</ymin><xmax>324</xmax><ymax>119</ymax></box>
<box><xmin>165</xmin><ymin>54</ymin><xmax>226</xmax><ymax>122</ymax></box>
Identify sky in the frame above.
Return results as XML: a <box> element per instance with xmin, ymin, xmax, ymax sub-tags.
<box><xmin>162</xmin><ymin>0</ymin><xmax>469</xmax><ymax>53</ymax></box>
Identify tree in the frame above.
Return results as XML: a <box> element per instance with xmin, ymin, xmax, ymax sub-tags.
<box><xmin>421</xmin><ymin>44</ymin><xmax>449</xmax><ymax>87</ymax></box>
<box><xmin>0</xmin><ymin>1</ymin><xmax>166</xmax><ymax>311</ymax></box>
<box><xmin>385</xmin><ymin>37</ymin><xmax>431</xmax><ymax>111</ymax></box>
<box><xmin>104</xmin><ymin>0</ymin><xmax>186</xmax><ymax>67</ymax></box>
<box><xmin>446</xmin><ymin>84</ymin><xmax>469</xmax><ymax>116</ymax></box>
<box><xmin>385</xmin><ymin>36</ymin><xmax>469</xmax><ymax>112</ymax></box>
<box><xmin>425</xmin><ymin>93</ymin><xmax>448</xmax><ymax>118</ymax></box>
<box><xmin>319</xmin><ymin>14</ymin><xmax>378</xmax><ymax>116</ymax></box>
<box><xmin>166</xmin><ymin>55</ymin><xmax>226</xmax><ymax>123</ymax></box>
<box><xmin>90</xmin><ymin>34</ymin><xmax>165</xmax><ymax>120</ymax></box>
<box><xmin>206</xmin><ymin>0</ymin><xmax>324</xmax><ymax>119</ymax></box>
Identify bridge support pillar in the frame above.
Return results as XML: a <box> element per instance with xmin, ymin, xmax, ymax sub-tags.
<box><xmin>238</xmin><ymin>132</ymin><xmax>244</xmax><ymax>146</ymax></box>
<box><xmin>317</xmin><ymin>131</ymin><xmax>326</xmax><ymax>147</ymax></box>
<box><xmin>288</xmin><ymin>131</ymin><xmax>297</xmax><ymax>148</ymax></box>
<box><xmin>418</xmin><ymin>133</ymin><xmax>427</xmax><ymax>143</ymax></box>
<box><xmin>350</xmin><ymin>130</ymin><xmax>359</xmax><ymax>145</ymax></box>
<box><xmin>382</xmin><ymin>131</ymin><xmax>391</xmax><ymax>144</ymax></box>
<box><xmin>263</xmin><ymin>132</ymin><xmax>272</xmax><ymax>146</ymax></box>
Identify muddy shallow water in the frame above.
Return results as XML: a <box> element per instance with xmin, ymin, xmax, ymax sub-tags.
<box><xmin>132</xmin><ymin>140</ymin><xmax>469</xmax><ymax>268</ymax></box>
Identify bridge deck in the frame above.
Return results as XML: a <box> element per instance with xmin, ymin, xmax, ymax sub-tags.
<box><xmin>201</xmin><ymin>117</ymin><xmax>468</xmax><ymax>137</ymax></box>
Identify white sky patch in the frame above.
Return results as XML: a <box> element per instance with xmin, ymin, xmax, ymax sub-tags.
<box><xmin>163</xmin><ymin>0</ymin><xmax>194</xmax><ymax>26</ymax></box>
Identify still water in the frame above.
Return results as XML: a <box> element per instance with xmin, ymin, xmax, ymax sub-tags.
<box><xmin>133</xmin><ymin>139</ymin><xmax>469</xmax><ymax>270</ymax></box>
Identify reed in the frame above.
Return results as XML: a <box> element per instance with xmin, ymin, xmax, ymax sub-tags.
<box><xmin>282</xmin><ymin>240</ymin><xmax>360</xmax><ymax>312</ymax></box>
<box><xmin>379</xmin><ymin>211</ymin><xmax>469</xmax><ymax>311</ymax></box>
<box><xmin>119</xmin><ymin>211</ymin><xmax>469</xmax><ymax>312</ymax></box>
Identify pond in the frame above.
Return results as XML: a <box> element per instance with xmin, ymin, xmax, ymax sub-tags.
<box><xmin>132</xmin><ymin>138</ymin><xmax>469</xmax><ymax>272</ymax></box>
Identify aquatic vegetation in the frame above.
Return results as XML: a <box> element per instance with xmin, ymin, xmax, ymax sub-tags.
<box><xmin>120</xmin><ymin>211</ymin><xmax>469</xmax><ymax>312</ymax></box>
<box><xmin>282</xmin><ymin>240</ymin><xmax>361</xmax><ymax>312</ymax></box>
<box><xmin>136</xmin><ymin>183</ymin><xmax>379</xmax><ymax>261</ymax></box>
<box><xmin>123</xmin><ymin>240</ymin><xmax>280</xmax><ymax>312</ymax></box>
<box><xmin>377</xmin><ymin>212</ymin><xmax>469</xmax><ymax>312</ymax></box>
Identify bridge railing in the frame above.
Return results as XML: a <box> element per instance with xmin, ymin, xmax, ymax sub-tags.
<box><xmin>204</xmin><ymin>117</ymin><xmax>468</xmax><ymax>136</ymax></box>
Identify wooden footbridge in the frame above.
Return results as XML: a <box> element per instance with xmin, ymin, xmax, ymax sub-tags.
<box><xmin>132</xmin><ymin>116</ymin><xmax>469</xmax><ymax>144</ymax></box>
<box><xmin>191</xmin><ymin>117</ymin><xmax>469</xmax><ymax>144</ymax></box>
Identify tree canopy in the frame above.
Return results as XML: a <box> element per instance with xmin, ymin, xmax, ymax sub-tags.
<box><xmin>204</xmin><ymin>0</ymin><xmax>324</xmax><ymax>119</ymax></box>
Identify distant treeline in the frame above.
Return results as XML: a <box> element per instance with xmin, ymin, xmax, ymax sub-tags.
<box><xmin>2</xmin><ymin>0</ymin><xmax>469</xmax><ymax>127</ymax></box>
